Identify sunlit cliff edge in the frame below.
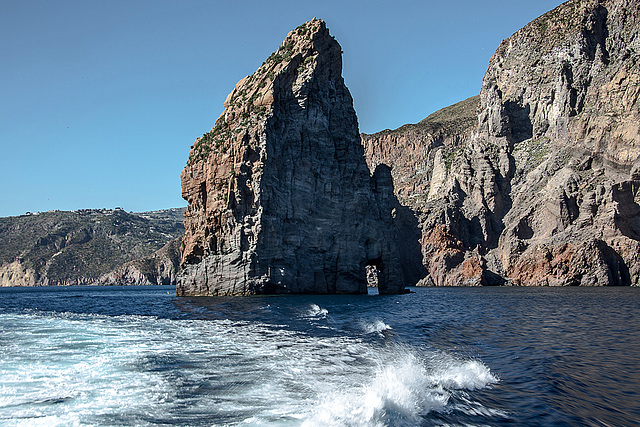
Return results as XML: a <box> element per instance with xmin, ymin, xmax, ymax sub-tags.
<box><xmin>363</xmin><ymin>0</ymin><xmax>640</xmax><ymax>286</ymax></box>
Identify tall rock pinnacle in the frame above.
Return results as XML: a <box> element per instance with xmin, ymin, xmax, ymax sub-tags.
<box><xmin>177</xmin><ymin>19</ymin><xmax>406</xmax><ymax>295</ymax></box>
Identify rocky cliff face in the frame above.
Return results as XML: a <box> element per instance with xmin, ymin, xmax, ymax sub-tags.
<box><xmin>178</xmin><ymin>19</ymin><xmax>406</xmax><ymax>295</ymax></box>
<box><xmin>98</xmin><ymin>237</ymin><xmax>181</xmax><ymax>286</ymax></box>
<box><xmin>361</xmin><ymin>96</ymin><xmax>480</xmax><ymax>285</ymax></box>
<box><xmin>484</xmin><ymin>0</ymin><xmax>640</xmax><ymax>286</ymax></box>
<box><xmin>364</xmin><ymin>0</ymin><xmax>640</xmax><ymax>286</ymax></box>
<box><xmin>363</xmin><ymin>96</ymin><xmax>480</xmax><ymax>209</ymax></box>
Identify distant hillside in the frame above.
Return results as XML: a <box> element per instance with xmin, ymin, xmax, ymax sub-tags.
<box><xmin>369</xmin><ymin>95</ymin><xmax>480</xmax><ymax>140</ymax></box>
<box><xmin>0</xmin><ymin>208</ymin><xmax>185</xmax><ymax>287</ymax></box>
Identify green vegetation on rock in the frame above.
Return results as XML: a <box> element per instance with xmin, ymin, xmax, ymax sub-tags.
<box><xmin>372</xmin><ymin>95</ymin><xmax>480</xmax><ymax>138</ymax></box>
<box><xmin>513</xmin><ymin>137</ymin><xmax>552</xmax><ymax>174</ymax></box>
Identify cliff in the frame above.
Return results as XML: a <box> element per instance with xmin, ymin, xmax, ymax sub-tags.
<box><xmin>0</xmin><ymin>208</ymin><xmax>185</xmax><ymax>287</ymax></box>
<box><xmin>361</xmin><ymin>96</ymin><xmax>480</xmax><ymax>284</ymax></box>
<box><xmin>178</xmin><ymin>19</ymin><xmax>407</xmax><ymax>295</ymax></box>
<box><xmin>98</xmin><ymin>237</ymin><xmax>182</xmax><ymax>286</ymax></box>
<box><xmin>363</xmin><ymin>96</ymin><xmax>480</xmax><ymax>208</ymax></box>
<box><xmin>364</xmin><ymin>0</ymin><xmax>640</xmax><ymax>286</ymax></box>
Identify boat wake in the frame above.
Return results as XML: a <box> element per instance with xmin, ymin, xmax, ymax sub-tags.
<box><xmin>302</xmin><ymin>346</ymin><xmax>498</xmax><ymax>426</ymax></box>
<box><xmin>0</xmin><ymin>308</ymin><xmax>500</xmax><ymax>426</ymax></box>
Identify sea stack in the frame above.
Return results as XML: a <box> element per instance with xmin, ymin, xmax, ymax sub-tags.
<box><xmin>178</xmin><ymin>19</ymin><xmax>406</xmax><ymax>295</ymax></box>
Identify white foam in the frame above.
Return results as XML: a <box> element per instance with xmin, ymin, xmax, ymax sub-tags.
<box><xmin>0</xmin><ymin>314</ymin><xmax>179</xmax><ymax>424</ymax></box>
<box><xmin>0</xmin><ymin>312</ymin><xmax>498</xmax><ymax>426</ymax></box>
<box><xmin>362</xmin><ymin>319</ymin><xmax>392</xmax><ymax>334</ymax></box>
<box><xmin>304</xmin><ymin>304</ymin><xmax>328</xmax><ymax>318</ymax></box>
<box><xmin>302</xmin><ymin>347</ymin><xmax>498</xmax><ymax>427</ymax></box>
<box><xmin>432</xmin><ymin>358</ymin><xmax>498</xmax><ymax>390</ymax></box>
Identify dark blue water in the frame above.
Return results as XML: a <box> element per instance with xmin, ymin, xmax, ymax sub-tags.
<box><xmin>1</xmin><ymin>285</ymin><xmax>639</xmax><ymax>426</ymax></box>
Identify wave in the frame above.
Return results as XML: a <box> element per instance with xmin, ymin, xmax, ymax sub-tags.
<box><xmin>361</xmin><ymin>319</ymin><xmax>392</xmax><ymax>335</ymax></box>
<box><xmin>304</xmin><ymin>304</ymin><xmax>329</xmax><ymax>319</ymax></box>
<box><xmin>302</xmin><ymin>346</ymin><xmax>498</xmax><ymax>426</ymax></box>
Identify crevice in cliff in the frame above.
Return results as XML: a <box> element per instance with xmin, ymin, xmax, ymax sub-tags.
<box><xmin>503</xmin><ymin>102</ymin><xmax>533</xmax><ymax>144</ymax></box>
<box><xmin>584</xmin><ymin>5</ymin><xmax>610</xmax><ymax>65</ymax></box>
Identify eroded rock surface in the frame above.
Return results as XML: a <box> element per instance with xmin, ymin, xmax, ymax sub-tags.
<box><xmin>98</xmin><ymin>237</ymin><xmax>181</xmax><ymax>286</ymax></box>
<box><xmin>178</xmin><ymin>20</ymin><xmax>406</xmax><ymax>295</ymax></box>
<box><xmin>364</xmin><ymin>0</ymin><xmax>640</xmax><ymax>286</ymax></box>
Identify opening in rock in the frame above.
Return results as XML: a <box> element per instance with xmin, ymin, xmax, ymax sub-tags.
<box><xmin>366</xmin><ymin>258</ymin><xmax>382</xmax><ymax>290</ymax></box>
<box><xmin>365</xmin><ymin>265</ymin><xmax>379</xmax><ymax>288</ymax></box>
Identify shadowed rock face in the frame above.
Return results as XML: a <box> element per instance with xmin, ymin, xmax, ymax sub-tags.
<box><xmin>178</xmin><ymin>20</ymin><xmax>407</xmax><ymax>296</ymax></box>
<box><xmin>363</xmin><ymin>0</ymin><xmax>640</xmax><ymax>286</ymax></box>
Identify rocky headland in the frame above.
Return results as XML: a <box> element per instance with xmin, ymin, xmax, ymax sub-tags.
<box><xmin>0</xmin><ymin>208</ymin><xmax>185</xmax><ymax>287</ymax></box>
<box><xmin>178</xmin><ymin>0</ymin><xmax>640</xmax><ymax>293</ymax></box>
<box><xmin>178</xmin><ymin>19</ymin><xmax>407</xmax><ymax>295</ymax></box>
<box><xmin>364</xmin><ymin>0</ymin><xmax>640</xmax><ymax>286</ymax></box>
<box><xmin>11</xmin><ymin>2</ymin><xmax>638</xmax><ymax>290</ymax></box>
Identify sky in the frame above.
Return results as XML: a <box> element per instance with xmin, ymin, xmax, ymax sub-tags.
<box><xmin>1</xmin><ymin>0</ymin><xmax>565</xmax><ymax>218</ymax></box>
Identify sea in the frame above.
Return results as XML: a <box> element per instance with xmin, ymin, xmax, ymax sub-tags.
<box><xmin>0</xmin><ymin>285</ymin><xmax>638</xmax><ymax>426</ymax></box>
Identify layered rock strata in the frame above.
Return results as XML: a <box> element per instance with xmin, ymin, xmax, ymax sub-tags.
<box><xmin>364</xmin><ymin>0</ymin><xmax>640</xmax><ymax>286</ymax></box>
<box><xmin>362</xmin><ymin>96</ymin><xmax>480</xmax><ymax>285</ymax></box>
<box><xmin>178</xmin><ymin>20</ymin><xmax>406</xmax><ymax>295</ymax></box>
<box><xmin>485</xmin><ymin>0</ymin><xmax>640</xmax><ymax>286</ymax></box>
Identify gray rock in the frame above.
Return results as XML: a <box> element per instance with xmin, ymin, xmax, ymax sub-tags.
<box><xmin>178</xmin><ymin>20</ymin><xmax>406</xmax><ymax>295</ymax></box>
<box><xmin>99</xmin><ymin>237</ymin><xmax>182</xmax><ymax>286</ymax></box>
<box><xmin>364</xmin><ymin>0</ymin><xmax>640</xmax><ymax>286</ymax></box>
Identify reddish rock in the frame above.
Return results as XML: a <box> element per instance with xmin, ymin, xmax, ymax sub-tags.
<box><xmin>364</xmin><ymin>0</ymin><xmax>640</xmax><ymax>286</ymax></box>
<box><xmin>178</xmin><ymin>20</ymin><xmax>406</xmax><ymax>296</ymax></box>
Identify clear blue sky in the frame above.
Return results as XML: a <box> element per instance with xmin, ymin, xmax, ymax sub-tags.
<box><xmin>1</xmin><ymin>0</ymin><xmax>564</xmax><ymax>217</ymax></box>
